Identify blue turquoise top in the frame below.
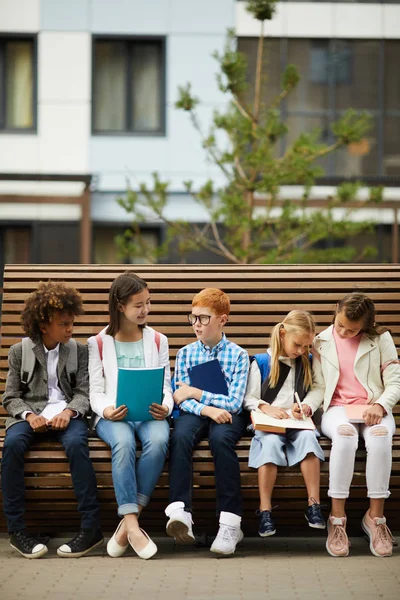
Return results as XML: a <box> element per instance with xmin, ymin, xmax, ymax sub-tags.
<box><xmin>115</xmin><ymin>339</ymin><xmax>145</xmax><ymax>368</ymax></box>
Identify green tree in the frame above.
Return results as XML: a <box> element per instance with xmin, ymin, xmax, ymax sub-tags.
<box><xmin>117</xmin><ymin>0</ymin><xmax>381</xmax><ymax>264</ymax></box>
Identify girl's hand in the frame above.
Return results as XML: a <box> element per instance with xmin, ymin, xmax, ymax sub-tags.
<box><xmin>103</xmin><ymin>405</ymin><xmax>128</xmax><ymax>421</ymax></box>
<box><xmin>363</xmin><ymin>404</ymin><xmax>385</xmax><ymax>426</ymax></box>
<box><xmin>292</xmin><ymin>403</ymin><xmax>312</xmax><ymax>420</ymax></box>
<box><xmin>149</xmin><ymin>403</ymin><xmax>169</xmax><ymax>420</ymax></box>
<box><xmin>259</xmin><ymin>404</ymin><xmax>288</xmax><ymax>420</ymax></box>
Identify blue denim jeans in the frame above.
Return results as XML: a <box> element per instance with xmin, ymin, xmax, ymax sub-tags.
<box><xmin>1</xmin><ymin>419</ymin><xmax>101</xmax><ymax>533</ymax></box>
<box><xmin>96</xmin><ymin>418</ymin><xmax>170</xmax><ymax>516</ymax></box>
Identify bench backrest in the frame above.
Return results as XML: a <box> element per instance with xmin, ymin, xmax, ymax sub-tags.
<box><xmin>1</xmin><ymin>264</ymin><xmax>400</xmax><ymax>434</ymax></box>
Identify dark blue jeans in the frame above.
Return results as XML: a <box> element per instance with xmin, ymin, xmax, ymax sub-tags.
<box><xmin>169</xmin><ymin>411</ymin><xmax>248</xmax><ymax>517</ymax></box>
<box><xmin>1</xmin><ymin>419</ymin><xmax>101</xmax><ymax>533</ymax></box>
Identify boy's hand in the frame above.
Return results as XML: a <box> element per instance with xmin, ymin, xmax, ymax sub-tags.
<box><xmin>173</xmin><ymin>382</ymin><xmax>201</xmax><ymax>405</ymax></box>
<box><xmin>259</xmin><ymin>404</ymin><xmax>288</xmax><ymax>420</ymax></box>
<box><xmin>103</xmin><ymin>405</ymin><xmax>128</xmax><ymax>421</ymax></box>
<box><xmin>292</xmin><ymin>403</ymin><xmax>312</xmax><ymax>420</ymax></box>
<box><xmin>48</xmin><ymin>408</ymin><xmax>75</xmax><ymax>430</ymax></box>
<box><xmin>26</xmin><ymin>414</ymin><xmax>49</xmax><ymax>433</ymax></box>
<box><xmin>149</xmin><ymin>403</ymin><xmax>169</xmax><ymax>420</ymax></box>
<box><xmin>201</xmin><ymin>406</ymin><xmax>232</xmax><ymax>424</ymax></box>
<box><xmin>363</xmin><ymin>404</ymin><xmax>385</xmax><ymax>426</ymax></box>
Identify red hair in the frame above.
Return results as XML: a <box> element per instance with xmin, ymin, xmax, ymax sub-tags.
<box><xmin>192</xmin><ymin>288</ymin><xmax>230</xmax><ymax>316</ymax></box>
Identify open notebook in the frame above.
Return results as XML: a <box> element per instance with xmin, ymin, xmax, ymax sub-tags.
<box><xmin>251</xmin><ymin>409</ymin><xmax>316</xmax><ymax>434</ymax></box>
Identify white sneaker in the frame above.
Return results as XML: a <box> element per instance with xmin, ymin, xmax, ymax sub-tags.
<box><xmin>165</xmin><ymin>501</ymin><xmax>195</xmax><ymax>545</ymax></box>
<box><xmin>210</xmin><ymin>511</ymin><xmax>244</xmax><ymax>556</ymax></box>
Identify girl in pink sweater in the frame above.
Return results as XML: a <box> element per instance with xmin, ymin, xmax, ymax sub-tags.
<box><xmin>295</xmin><ymin>293</ymin><xmax>400</xmax><ymax>558</ymax></box>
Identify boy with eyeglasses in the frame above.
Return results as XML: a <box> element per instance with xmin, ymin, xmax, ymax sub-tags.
<box><xmin>164</xmin><ymin>288</ymin><xmax>249</xmax><ymax>556</ymax></box>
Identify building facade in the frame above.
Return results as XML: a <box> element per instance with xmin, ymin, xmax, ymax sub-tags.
<box><xmin>0</xmin><ymin>0</ymin><xmax>399</xmax><ymax>274</ymax></box>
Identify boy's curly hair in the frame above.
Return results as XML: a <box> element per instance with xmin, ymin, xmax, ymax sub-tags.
<box><xmin>21</xmin><ymin>281</ymin><xmax>84</xmax><ymax>340</ymax></box>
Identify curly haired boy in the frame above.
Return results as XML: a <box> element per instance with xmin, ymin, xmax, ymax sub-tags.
<box><xmin>1</xmin><ymin>281</ymin><xmax>103</xmax><ymax>559</ymax></box>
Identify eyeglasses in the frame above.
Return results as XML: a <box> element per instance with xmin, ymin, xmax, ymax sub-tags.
<box><xmin>187</xmin><ymin>314</ymin><xmax>213</xmax><ymax>326</ymax></box>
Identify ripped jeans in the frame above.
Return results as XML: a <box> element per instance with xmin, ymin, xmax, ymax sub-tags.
<box><xmin>321</xmin><ymin>406</ymin><xmax>396</xmax><ymax>499</ymax></box>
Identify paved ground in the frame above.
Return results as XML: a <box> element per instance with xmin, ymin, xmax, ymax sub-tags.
<box><xmin>1</xmin><ymin>534</ymin><xmax>399</xmax><ymax>600</ymax></box>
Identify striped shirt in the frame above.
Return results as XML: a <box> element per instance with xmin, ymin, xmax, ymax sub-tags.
<box><xmin>174</xmin><ymin>333</ymin><xmax>250</xmax><ymax>416</ymax></box>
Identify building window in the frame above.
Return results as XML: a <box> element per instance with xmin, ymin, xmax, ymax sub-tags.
<box><xmin>0</xmin><ymin>36</ymin><xmax>36</xmax><ymax>131</ymax></box>
<box><xmin>238</xmin><ymin>37</ymin><xmax>400</xmax><ymax>178</ymax></box>
<box><xmin>92</xmin><ymin>37</ymin><xmax>165</xmax><ymax>135</ymax></box>
<box><xmin>93</xmin><ymin>225</ymin><xmax>159</xmax><ymax>263</ymax></box>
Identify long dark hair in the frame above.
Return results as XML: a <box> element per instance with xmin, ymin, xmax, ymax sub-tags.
<box><xmin>105</xmin><ymin>271</ymin><xmax>148</xmax><ymax>337</ymax></box>
<box><xmin>334</xmin><ymin>292</ymin><xmax>388</xmax><ymax>337</ymax></box>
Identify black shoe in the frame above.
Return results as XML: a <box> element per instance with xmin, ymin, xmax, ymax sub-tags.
<box><xmin>10</xmin><ymin>530</ymin><xmax>48</xmax><ymax>559</ymax></box>
<box><xmin>305</xmin><ymin>501</ymin><xmax>326</xmax><ymax>529</ymax></box>
<box><xmin>256</xmin><ymin>509</ymin><xmax>276</xmax><ymax>537</ymax></box>
<box><xmin>57</xmin><ymin>528</ymin><xmax>103</xmax><ymax>558</ymax></box>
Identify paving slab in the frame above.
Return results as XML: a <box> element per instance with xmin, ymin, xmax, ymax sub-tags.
<box><xmin>0</xmin><ymin>535</ymin><xmax>399</xmax><ymax>600</ymax></box>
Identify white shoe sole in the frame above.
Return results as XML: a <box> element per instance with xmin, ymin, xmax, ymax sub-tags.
<box><xmin>57</xmin><ymin>537</ymin><xmax>104</xmax><ymax>558</ymax></box>
<box><xmin>306</xmin><ymin>519</ymin><xmax>326</xmax><ymax>530</ymax></box>
<box><xmin>361</xmin><ymin>519</ymin><xmax>392</xmax><ymax>558</ymax></box>
<box><xmin>210</xmin><ymin>531</ymin><xmax>244</xmax><ymax>556</ymax></box>
<box><xmin>258</xmin><ymin>529</ymin><xmax>276</xmax><ymax>537</ymax></box>
<box><xmin>166</xmin><ymin>519</ymin><xmax>195</xmax><ymax>545</ymax></box>
<box><xmin>10</xmin><ymin>543</ymin><xmax>48</xmax><ymax>559</ymax></box>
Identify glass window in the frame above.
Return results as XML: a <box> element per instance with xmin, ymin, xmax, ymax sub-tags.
<box><xmin>384</xmin><ymin>41</ymin><xmax>400</xmax><ymax>111</ymax></box>
<box><xmin>3</xmin><ymin>227</ymin><xmax>31</xmax><ymax>263</ymax></box>
<box><xmin>0</xmin><ymin>37</ymin><xmax>35</xmax><ymax>131</ymax></box>
<box><xmin>334</xmin><ymin>117</ymin><xmax>379</xmax><ymax>177</ymax></box>
<box><xmin>238</xmin><ymin>37</ymin><xmax>400</xmax><ymax>178</ymax></box>
<box><xmin>335</xmin><ymin>40</ymin><xmax>379</xmax><ymax>111</ymax></box>
<box><xmin>93</xmin><ymin>38</ymin><xmax>165</xmax><ymax>134</ymax></box>
<box><xmin>93</xmin><ymin>226</ymin><xmax>159</xmax><ymax>263</ymax></box>
<box><xmin>383</xmin><ymin>117</ymin><xmax>400</xmax><ymax>176</ymax></box>
<box><xmin>284</xmin><ymin>115</ymin><xmax>332</xmax><ymax>174</ymax></box>
<box><xmin>237</xmin><ymin>38</ymin><xmax>281</xmax><ymax>107</ymax></box>
<box><xmin>287</xmin><ymin>40</ymin><xmax>329</xmax><ymax>111</ymax></box>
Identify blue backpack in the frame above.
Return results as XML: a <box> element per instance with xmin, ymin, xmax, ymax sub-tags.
<box><xmin>252</xmin><ymin>352</ymin><xmax>313</xmax><ymax>384</ymax></box>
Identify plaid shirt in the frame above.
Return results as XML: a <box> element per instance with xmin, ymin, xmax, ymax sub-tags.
<box><xmin>174</xmin><ymin>333</ymin><xmax>250</xmax><ymax>416</ymax></box>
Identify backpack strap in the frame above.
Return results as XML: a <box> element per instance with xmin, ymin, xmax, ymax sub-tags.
<box><xmin>95</xmin><ymin>333</ymin><xmax>104</xmax><ymax>361</ymax></box>
<box><xmin>251</xmin><ymin>353</ymin><xmax>272</xmax><ymax>384</ymax></box>
<box><xmin>20</xmin><ymin>337</ymin><xmax>36</xmax><ymax>392</ymax></box>
<box><xmin>154</xmin><ymin>331</ymin><xmax>160</xmax><ymax>353</ymax></box>
<box><xmin>65</xmin><ymin>339</ymin><xmax>78</xmax><ymax>388</ymax></box>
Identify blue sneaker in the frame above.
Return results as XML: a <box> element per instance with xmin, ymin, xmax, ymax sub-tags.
<box><xmin>256</xmin><ymin>509</ymin><xmax>276</xmax><ymax>537</ymax></box>
<box><xmin>305</xmin><ymin>501</ymin><xmax>326</xmax><ymax>529</ymax></box>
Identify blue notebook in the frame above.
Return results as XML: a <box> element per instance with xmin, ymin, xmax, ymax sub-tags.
<box><xmin>116</xmin><ymin>367</ymin><xmax>165</xmax><ymax>421</ymax></box>
<box><xmin>188</xmin><ymin>359</ymin><xmax>229</xmax><ymax>395</ymax></box>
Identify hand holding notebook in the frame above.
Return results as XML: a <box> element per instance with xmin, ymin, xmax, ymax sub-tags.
<box><xmin>188</xmin><ymin>359</ymin><xmax>228</xmax><ymax>395</ymax></box>
<box><xmin>116</xmin><ymin>366</ymin><xmax>165</xmax><ymax>421</ymax></box>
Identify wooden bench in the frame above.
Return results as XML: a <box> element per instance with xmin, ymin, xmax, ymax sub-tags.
<box><xmin>1</xmin><ymin>264</ymin><xmax>399</xmax><ymax>535</ymax></box>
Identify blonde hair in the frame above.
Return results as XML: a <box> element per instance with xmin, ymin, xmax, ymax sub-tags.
<box><xmin>269</xmin><ymin>310</ymin><xmax>315</xmax><ymax>389</ymax></box>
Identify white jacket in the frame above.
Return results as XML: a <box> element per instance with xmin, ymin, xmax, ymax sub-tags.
<box><xmin>88</xmin><ymin>326</ymin><xmax>174</xmax><ymax>426</ymax></box>
<box><xmin>303</xmin><ymin>325</ymin><xmax>400</xmax><ymax>415</ymax></box>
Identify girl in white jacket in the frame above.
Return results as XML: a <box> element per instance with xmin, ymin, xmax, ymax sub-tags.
<box><xmin>296</xmin><ymin>293</ymin><xmax>400</xmax><ymax>558</ymax></box>
<box><xmin>88</xmin><ymin>271</ymin><xmax>173</xmax><ymax>560</ymax></box>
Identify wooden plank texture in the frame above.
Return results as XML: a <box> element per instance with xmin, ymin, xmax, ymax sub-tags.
<box><xmin>1</xmin><ymin>264</ymin><xmax>399</xmax><ymax>534</ymax></box>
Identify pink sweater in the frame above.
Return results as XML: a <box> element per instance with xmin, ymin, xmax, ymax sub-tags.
<box><xmin>330</xmin><ymin>329</ymin><xmax>368</xmax><ymax>406</ymax></box>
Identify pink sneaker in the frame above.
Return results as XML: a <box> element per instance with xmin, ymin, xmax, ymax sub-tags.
<box><xmin>361</xmin><ymin>510</ymin><xmax>394</xmax><ymax>558</ymax></box>
<box><xmin>326</xmin><ymin>515</ymin><xmax>350</xmax><ymax>557</ymax></box>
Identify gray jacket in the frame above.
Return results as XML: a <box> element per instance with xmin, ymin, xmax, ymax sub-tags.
<box><xmin>2</xmin><ymin>339</ymin><xmax>90</xmax><ymax>430</ymax></box>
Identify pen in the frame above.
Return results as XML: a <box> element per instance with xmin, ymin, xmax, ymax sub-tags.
<box><xmin>294</xmin><ymin>392</ymin><xmax>306</xmax><ymax>420</ymax></box>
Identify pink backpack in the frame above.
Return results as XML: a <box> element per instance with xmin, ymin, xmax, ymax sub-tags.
<box><xmin>95</xmin><ymin>330</ymin><xmax>161</xmax><ymax>361</ymax></box>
